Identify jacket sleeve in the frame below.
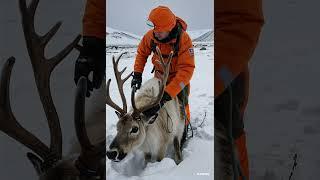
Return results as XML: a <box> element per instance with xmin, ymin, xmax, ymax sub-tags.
<box><xmin>215</xmin><ymin>0</ymin><xmax>264</xmax><ymax>97</ymax></box>
<box><xmin>82</xmin><ymin>0</ymin><xmax>106</xmax><ymax>39</ymax></box>
<box><xmin>134</xmin><ymin>31</ymin><xmax>152</xmax><ymax>73</ymax></box>
<box><xmin>165</xmin><ymin>32</ymin><xmax>195</xmax><ymax>98</ymax></box>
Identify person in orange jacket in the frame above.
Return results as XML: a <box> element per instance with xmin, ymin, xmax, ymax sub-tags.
<box><xmin>74</xmin><ymin>0</ymin><xmax>106</xmax><ymax>97</ymax></box>
<box><xmin>215</xmin><ymin>0</ymin><xmax>264</xmax><ymax>179</ymax></box>
<box><xmin>131</xmin><ymin>6</ymin><xmax>195</xmax><ymax>140</ymax></box>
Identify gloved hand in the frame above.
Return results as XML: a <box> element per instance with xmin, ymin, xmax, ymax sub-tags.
<box><xmin>74</xmin><ymin>36</ymin><xmax>105</xmax><ymax>97</ymax></box>
<box><xmin>131</xmin><ymin>72</ymin><xmax>142</xmax><ymax>90</ymax></box>
<box><xmin>142</xmin><ymin>91</ymin><xmax>172</xmax><ymax>119</ymax></box>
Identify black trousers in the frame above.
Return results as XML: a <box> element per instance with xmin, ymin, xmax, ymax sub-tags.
<box><xmin>215</xmin><ymin>72</ymin><xmax>247</xmax><ymax>139</ymax></box>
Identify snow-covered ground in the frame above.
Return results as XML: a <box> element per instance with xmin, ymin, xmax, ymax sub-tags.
<box><xmin>106</xmin><ymin>43</ymin><xmax>214</xmax><ymax>179</ymax></box>
<box><xmin>246</xmin><ymin>1</ymin><xmax>320</xmax><ymax>179</ymax></box>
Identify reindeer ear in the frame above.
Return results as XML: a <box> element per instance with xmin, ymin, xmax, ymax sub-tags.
<box><xmin>143</xmin><ymin>113</ymin><xmax>158</xmax><ymax>125</ymax></box>
<box><xmin>26</xmin><ymin>152</ymin><xmax>44</xmax><ymax>175</ymax></box>
<box><xmin>115</xmin><ymin>111</ymin><xmax>122</xmax><ymax>118</ymax></box>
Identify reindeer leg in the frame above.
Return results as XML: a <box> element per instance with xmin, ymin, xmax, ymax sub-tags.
<box><xmin>144</xmin><ymin>152</ymin><xmax>152</xmax><ymax>165</ymax></box>
<box><xmin>173</xmin><ymin>137</ymin><xmax>182</xmax><ymax>164</ymax></box>
<box><xmin>156</xmin><ymin>143</ymin><xmax>168</xmax><ymax>162</ymax></box>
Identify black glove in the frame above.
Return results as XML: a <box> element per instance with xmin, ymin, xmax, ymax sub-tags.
<box><xmin>142</xmin><ymin>92</ymin><xmax>172</xmax><ymax>119</ymax></box>
<box><xmin>74</xmin><ymin>36</ymin><xmax>105</xmax><ymax>97</ymax></box>
<box><xmin>131</xmin><ymin>72</ymin><xmax>142</xmax><ymax>90</ymax></box>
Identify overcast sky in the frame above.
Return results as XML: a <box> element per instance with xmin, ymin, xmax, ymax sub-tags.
<box><xmin>107</xmin><ymin>0</ymin><xmax>213</xmax><ymax>36</ymax></box>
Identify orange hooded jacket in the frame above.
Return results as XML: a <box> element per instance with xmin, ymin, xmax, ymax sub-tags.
<box><xmin>215</xmin><ymin>0</ymin><xmax>264</xmax><ymax>178</ymax></box>
<box><xmin>82</xmin><ymin>0</ymin><xmax>106</xmax><ymax>39</ymax></box>
<box><xmin>215</xmin><ymin>0</ymin><xmax>264</xmax><ymax>99</ymax></box>
<box><xmin>134</xmin><ymin>17</ymin><xmax>195</xmax><ymax>98</ymax></box>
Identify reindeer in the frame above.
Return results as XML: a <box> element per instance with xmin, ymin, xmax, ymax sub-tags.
<box><xmin>0</xmin><ymin>0</ymin><xmax>106</xmax><ymax>179</ymax></box>
<box><xmin>105</xmin><ymin>48</ymin><xmax>185</xmax><ymax>165</ymax></box>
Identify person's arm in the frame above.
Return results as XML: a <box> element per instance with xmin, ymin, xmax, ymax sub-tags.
<box><xmin>165</xmin><ymin>32</ymin><xmax>195</xmax><ymax>98</ymax></box>
<box><xmin>74</xmin><ymin>0</ymin><xmax>106</xmax><ymax>96</ymax></box>
<box><xmin>215</xmin><ymin>0</ymin><xmax>264</xmax><ymax>97</ymax></box>
<box><xmin>134</xmin><ymin>31</ymin><xmax>153</xmax><ymax>73</ymax></box>
<box><xmin>83</xmin><ymin>0</ymin><xmax>106</xmax><ymax>38</ymax></box>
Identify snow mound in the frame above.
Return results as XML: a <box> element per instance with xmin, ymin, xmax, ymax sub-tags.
<box><xmin>106</xmin><ymin>138</ymin><xmax>213</xmax><ymax>180</ymax></box>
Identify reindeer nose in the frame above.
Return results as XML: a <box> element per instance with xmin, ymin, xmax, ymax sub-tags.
<box><xmin>118</xmin><ymin>151</ymin><xmax>127</xmax><ymax>160</ymax></box>
<box><xmin>106</xmin><ymin>150</ymin><xmax>118</xmax><ymax>160</ymax></box>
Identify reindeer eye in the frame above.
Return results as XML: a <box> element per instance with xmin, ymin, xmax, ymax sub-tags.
<box><xmin>131</xmin><ymin>126</ymin><xmax>139</xmax><ymax>134</ymax></box>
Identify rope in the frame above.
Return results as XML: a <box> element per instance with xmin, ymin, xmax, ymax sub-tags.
<box><xmin>163</xmin><ymin>107</ymin><xmax>173</xmax><ymax>134</ymax></box>
<box><xmin>288</xmin><ymin>153</ymin><xmax>298</xmax><ymax>180</ymax></box>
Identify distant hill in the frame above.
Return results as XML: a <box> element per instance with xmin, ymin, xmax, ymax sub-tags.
<box><xmin>187</xmin><ymin>29</ymin><xmax>212</xmax><ymax>41</ymax></box>
<box><xmin>106</xmin><ymin>27</ymin><xmax>141</xmax><ymax>47</ymax></box>
<box><xmin>106</xmin><ymin>27</ymin><xmax>213</xmax><ymax>47</ymax></box>
<box><xmin>192</xmin><ymin>30</ymin><xmax>213</xmax><ymax>42</ymax></box>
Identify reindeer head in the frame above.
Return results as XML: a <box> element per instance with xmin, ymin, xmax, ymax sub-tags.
<box><xmin>106</xmin><ymin>113</ymin><xmax>146</xmax><ymax>162</ymax></box>
<box><xmin>26</xmin><ymin>149</ymin><xmax>105</xmax><ymax>180</ymax></box>
<box><xmin>106</xmin><ymin>48</ymin><xmax>173</xmax><ymax>162</ymax></box>
<box><xmin>26</xmin><ymin>152</ymin><xmax>83</xmax><ymax>180</ymax></box>
<box><xmin>0</xmin><ymin>0</ymin><xmax>105</xmax><ymax>179</ymax></box>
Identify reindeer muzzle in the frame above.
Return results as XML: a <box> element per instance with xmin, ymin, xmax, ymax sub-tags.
<box><xmin>106</xmin><ymin>149</ymin><xmax>127</xmax><ymax>162</ymax></box>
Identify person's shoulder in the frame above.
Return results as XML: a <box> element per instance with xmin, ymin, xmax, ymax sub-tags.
<box><xmin>181</xmin><ymin>31</ymin><xmax>192</xmax><ymax>40</ymax></box>
<box><xmin>138</xmin><ymin>30</ymin><xmax>154</xmax><ymax>48</ymax></box>
<box><xmin>179</xmin><ymin>30</ymin><xmax>192</xmax><ymax>45</ymax></box>
<box><xmin>142</xmin><ymin>30</ymin><xmax>154</xmax><ymax>40</ymax></box>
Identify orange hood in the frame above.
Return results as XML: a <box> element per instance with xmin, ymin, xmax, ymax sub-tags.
<box><xmin>176</xmin><ymin>16</ymin><xmax>188</xmax><ymax>31</ymax></box>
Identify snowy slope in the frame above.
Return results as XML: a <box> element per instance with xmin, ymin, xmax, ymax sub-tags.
<box><xmin>106</xmin><ymin>27</ymin><xmax>213</xmax><ymax>47</ymax></box>
<box><xmin>106</xmin><ymin>27</ymin><xmax>141</xmax><ymax>47</ymax></box>
<box><xmin>193</xmin><ymin>30</ymin><xmax>213</xmax><ymax>42</ymax></box>
<box><xmin>187</xmin><ymin>29</ymin><xmax>212</xmax><ymax>41</ymax></box>
<box><xmin>105</xmin><ymin>44</ymin><xmax>214</xmax><ymax>180</ymax></box>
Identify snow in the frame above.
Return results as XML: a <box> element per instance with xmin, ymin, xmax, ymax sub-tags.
<box><xmin>107</xmin><ymin>27</ymin><xmax>142</xmax><ymax>39</ymax></box>
<box><xmin>187</xmin><ymin>29</ymin><xmax>212</xmax><ymax>41</ymax></box>
<box><xmin>193</xmin><ymin>30</ymin><xmax>213</xmax><ymax>42</ymax></box>
<box><xmin>106</xmin><ymin>42</ymin><xmax>213</xmax><ymax>179</ymax></box>
<box><xmin>107</xmin><ymin>139</ymin><xmax>213</xmax><ymax>180</ymax></box>
<box><xmin>245</xmin><ymin>1</ymin><xmax>320</xmax><ymax>179</ymax></box>
<box><xmin>106</xmin><ymin>27</ymin><xmax>213</xmax><ymax>48</ymax></box>
<box><xmin>106</xmin><ymin>27</ymin><xmax>142</xmax><ymax>47</ymax></box>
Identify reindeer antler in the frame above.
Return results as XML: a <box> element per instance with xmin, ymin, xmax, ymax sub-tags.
<box><xmin>0</xmin><ymin>0</ymin><xmax>80</xmax><ymax>165</ymax></box>
<box><xmin>131</xmin><ymin>46</ymin><xmax>173</xmax><ymax>114</ymax></box>
<box><xmin>106</xmin><ymin>52</ymin><xmax>132</xmax><ymax>116</ymax></box>
<box><xmin>0</xmin><ymin>57</ymin><xmax>50</xmax><ymax>159</ymax></box>
<box><xmin>18</xmin><ymin>0</ymin><xmax>81</xmax><ymax>159</ymax></box>
<box><xmin>74</xmin><ymin>77</ymin><xmax>106</xmax><ymax>172</ymax></box>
